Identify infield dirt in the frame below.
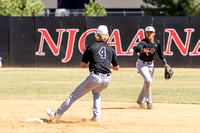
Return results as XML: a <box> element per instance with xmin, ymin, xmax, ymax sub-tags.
<box><xmin>0</xmin><ymin>100</ymin><xmax>199</xmax><ymax>133</ymax></box>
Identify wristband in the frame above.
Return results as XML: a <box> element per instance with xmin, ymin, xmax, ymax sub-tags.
<box><xmin>162</xmin><ymin>59</ymin><xmax>167</xmax><ymax>65</ymax></box>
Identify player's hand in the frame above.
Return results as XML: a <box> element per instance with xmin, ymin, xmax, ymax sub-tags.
<box><xmin>110</xmin><ymin>64</ymin><xmax>119</xmax><ymax>70</ymax></box>
<box><xmin>143</xmin><ymin>48</ymin><xmax>150</xmax><ymax>56</ymax></box>
<box><xmin>164</xmin><ymin>64</ymin><xmax>168</xmax><ymax>68</ymax></box>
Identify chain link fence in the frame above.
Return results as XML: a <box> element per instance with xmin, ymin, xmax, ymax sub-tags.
<box><xmin>38</xmin><ymin>9</ymin><xmax>145</xmax><ymax>17</ymax></box>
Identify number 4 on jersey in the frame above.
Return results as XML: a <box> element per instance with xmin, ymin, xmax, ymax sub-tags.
<box><xmin>99</xmin><ymin>46</ymin><xmax>106</xmax><ymax>59</ymax></box>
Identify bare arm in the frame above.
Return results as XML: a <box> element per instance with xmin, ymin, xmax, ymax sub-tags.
<box><xmin>81</xmin><ymin>62</ymin><xmax>88</xmax><ymax>68</ymax></box>
<box><xmin>162</xmin><ymin>59</ymin><xmax>168</xmax><ymax>67</ymax></box>
<box><xmin>113</xmin><ymin>66</ymin><xmax>119</xmax><ymax>70</ymax></box>
<box><xmin>110</xmin><ymin>64</ymin><xmax>119</xmax><ymax>71</ymax></box>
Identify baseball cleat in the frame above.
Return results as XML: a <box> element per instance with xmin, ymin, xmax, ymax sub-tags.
<box><xmin>147</xmin><ymin>103</ymin><xmax>153</xmax><ymax>109</ymax></box>
<box><xmin>46</xmin><ymin>108</ymin><xmax>61</xmax><ymax>123</ymax></box>
<box><xmin>91</xmin><ymin>116</ymin><xmax>101</xmax><ymax>122</ymax></box>
<box><xmin>136</xmin><ymin>101</ymin><xmax>145</xmax><ymax>108</ymax></box>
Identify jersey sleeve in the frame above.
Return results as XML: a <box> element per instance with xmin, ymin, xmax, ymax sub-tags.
<box><xmin>157</xmin><ymin>40</ymin><xmax>165</xmax><ymax>60</ymax></box>
<box><xmin>111</xmin><ymin>49</ymin><xmax>119</xmax><ymax>67</ymax></box>
<box><xmin>134</xmin><ymin>41</ymin><xmax>144</xmax><ymax>52</ymax></box>
<box><xmin>82</xmin><ymin>47</ymin><xmax>90</xmax><ymax>63</ymax></box>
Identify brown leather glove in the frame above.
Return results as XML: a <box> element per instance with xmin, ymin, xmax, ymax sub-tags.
<box><xmin>165</xmin><ymin>65</ymin><xmax>174</xmax><ymax>80</ymax></box>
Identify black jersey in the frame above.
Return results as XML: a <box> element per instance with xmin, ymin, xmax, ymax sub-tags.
<box><xmin>82</xmin><ymin>41</ymin><xmax>119</xmax><ymax>74</ymax></box>
<box><xmin>134</xmin><ymin>38</ymin><xmax>165</xmax><ymax>62</ymax></box>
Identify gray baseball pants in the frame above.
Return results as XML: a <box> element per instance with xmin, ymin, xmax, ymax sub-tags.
<box><xmin>136</xmin><ymin>59</ymin><xmax>154</xmax><ymax>104</ymax></box>
<box><xmin>55</xmin><ymin>72</ymin><xmax>111</xmax><ymax>117</ymax></box>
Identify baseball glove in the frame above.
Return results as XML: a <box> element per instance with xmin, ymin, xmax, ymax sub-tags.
<box><xmin>165</xmin><ymin>65</ymin><xmax>174</xmax><ymax>80</ymax></box>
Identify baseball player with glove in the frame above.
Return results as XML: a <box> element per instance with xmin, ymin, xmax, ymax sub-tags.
<box><xmin>46</xmin><ymin>25</ymin><xmax>119</xmax><ymax>122</ymax></box>
<box><xmin>133</xmin><ymin>26</ymin><xmax>172</xmax><ymax>109</ymax></box>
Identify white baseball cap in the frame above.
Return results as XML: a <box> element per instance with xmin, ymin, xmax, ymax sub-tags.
<box><xmin>145</xmin><ymin>26</ymin><xmax>155</xmax><ymax>33</ymax></box>
<box><xmin>97</xmin><ymin>25</ymin><xmax>108</xmax><ymax>35</ymax></box>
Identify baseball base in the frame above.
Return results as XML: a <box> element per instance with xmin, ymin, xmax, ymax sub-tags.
<box><xmin>19</xmin><ymin>118</ymin><xmax>44</xmax><ymax>123</ymax></box>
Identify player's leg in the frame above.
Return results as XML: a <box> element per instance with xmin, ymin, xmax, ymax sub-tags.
<box><xmin>91</xmin><ymin>75</ymin><xmax>111</xmax><ymax>121</ymax></box>
<box><xmin>136</xmin><ymin>60</ymin><xmax>145</xmax><ymax>104</ymax></box>
<box><xmin>145</xmin><ymin>63</ymin><xmax>154</xmax><ymax>109</ymax></box>
<box><xmin>137</xmin><ymin>84</ymin><xmax>146</xmax><ymax>104</ymax></box>
<box><xmin>47</xmin><ymin>73</ymin><xmax>99</xmax><ymax>122</ymax></box>
<box><xmin>91</xmin><ymin>89</ymin><xmax>101</xmax><ymax>121</ymax></box>
<box><xmin>144</xmin><ymin>81</ymin><xmax>152</xmax><ymax>106</ymax></box>
<box><xmin>136</xmin><ymin>61</ymin><xmax>152</xmax><ymax>106</ymax></box>
<box><xmin>56</xmin><ymin>74</ymin><xmax>99</xmax><ymax>115</ymax></box>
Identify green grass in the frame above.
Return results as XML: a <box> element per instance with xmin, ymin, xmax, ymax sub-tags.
<box><xmin>0</xmin><ymin>68</ymin><xmax>200</xmax><ymax>104</ymax></box>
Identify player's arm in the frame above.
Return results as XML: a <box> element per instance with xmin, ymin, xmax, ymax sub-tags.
<box><xmin>111</xmin><ymin>50</ymin><xmax>119</xmax><ymax>71</ymax></box>
<box><xmin>113</xmin><ymin>66</ymin><xmax>119</xmax><ymax>70</ymax></box>
<box><xmin>81</xmin><ymin>62</ymin><xmax>88</xmax><ymax>68</ymax></box>
<box><xmin>133</xmin><ymin>42</ymin><xmax>144</xmax><ymax>53</ymax></box>
<box><xmin>110</xmin><ymin>64</ymin><xmax>119</xmax><ymax>70</ymax></box>
<box><xmin>157</xmin><ymin>41</ymin><xmax>168</xmax><ymax>67</ymax></box>
<box><xmin>81</xmin><ymin>47</ymin><xmax>90</xmax><ymax>68</ymax></box>
<box><xmin>162</xmin><ymin>59</ymin><xmax>168</xmax><ymax>67</ymax></box>
<box><xmin>134</xmin><ymin>42</ymin><xmax>150</xmax><ymax>56</ymax></box>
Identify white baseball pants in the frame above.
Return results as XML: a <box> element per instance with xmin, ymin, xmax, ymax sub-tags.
<box><xmin>55</xmin><ymin>72</ymin><xmax>111</xmax><ymax>118</ymax></box>
<box><xmin>136</xmin><ymin>59</ymin><xmax>154</xmax><ymax>104</ymax></box>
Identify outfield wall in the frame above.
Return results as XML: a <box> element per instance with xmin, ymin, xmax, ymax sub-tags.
<box><xmin>0</xmin><ymin>16</ymin><xmax>200</xmax><ymax>67</ymax></box>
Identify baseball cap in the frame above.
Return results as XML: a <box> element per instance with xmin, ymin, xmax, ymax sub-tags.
<box><xmin>145</xmin><ymin>26</ymin><xmax>155</xmax><ymax>33</ymax></box>
<box><xmin>97</xmin><ymin>25</ymin><xmax>108</xmax><ymax>35</ymax></box>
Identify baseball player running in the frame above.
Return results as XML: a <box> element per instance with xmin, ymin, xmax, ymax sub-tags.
<box><xmin>133</xmin><ymin>26</ymin><xmax>169</xmax><ymax>109</ymax></box>
<box><xmin>46</xmin><ymin>25</ymin><xmax>119</xmax><ymax>122</ymax></box>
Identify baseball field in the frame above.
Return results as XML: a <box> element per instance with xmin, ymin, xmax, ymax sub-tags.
<box><xmin>0</xmin><ymin>68</ymin><xmax>200</xmax><ymax>133</ymax></box>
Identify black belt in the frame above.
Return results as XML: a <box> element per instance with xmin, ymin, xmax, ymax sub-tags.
<box><xmin>93</xmin><ymin>71</ymin><xmax>110</xmax><ymax>76</ymax></box>
<box><xmin>142</xmin><ymin>62</ymin><xmax>152</xmax><ymax>65</ymax></box>
<box><xmin>139</xmin><ymin>59</ymin><xmax>153</xmax><ymax>65</ymax></box>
